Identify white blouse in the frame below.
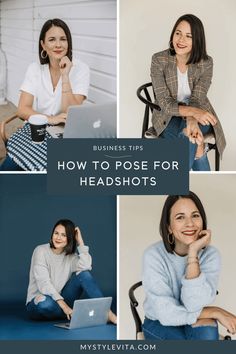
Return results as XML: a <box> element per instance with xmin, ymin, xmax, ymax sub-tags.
<box><xmin>20</xmin><ymin>59</ymin><xmax>90</xmax><ymax>116</ymax></box>
<box><xmin>177</xmin><ymin>68</ymin><xmax>191</xmax><ymax>105</ymax></box>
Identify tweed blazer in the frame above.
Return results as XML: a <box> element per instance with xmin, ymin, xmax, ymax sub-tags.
<box><xmin>151</xmin><ymin>49</ymin><xmax>226</xmax><ymax>156</ymax></box>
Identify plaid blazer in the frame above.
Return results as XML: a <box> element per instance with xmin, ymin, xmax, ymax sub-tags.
<box><xmin>151</xmin><ymin>49</ymin><xmax>226</xmax><ymax>157</ymax></box>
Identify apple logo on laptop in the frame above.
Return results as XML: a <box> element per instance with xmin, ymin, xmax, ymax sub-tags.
<box><xmin>93</xmin><ymin>119</ymin><xmax>101</xmax><ymax>129</ymax></box>
<box><xmin>89</xmin><ymin>310</ymin><xmax>94</xmax><ymax>317</ymax></box>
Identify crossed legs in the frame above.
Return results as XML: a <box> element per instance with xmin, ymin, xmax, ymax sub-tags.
<box><xmin>159</xmin><ymin>116</ymin><xmax>213</xmax><ymax>171</ymax></box>
<box><xmin>27</xmin><ymin>271</ymin><xmax>104</xmax><ymax>320</ymax></box>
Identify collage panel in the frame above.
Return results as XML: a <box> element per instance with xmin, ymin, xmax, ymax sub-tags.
<box><xmin>119</xmin><ymin>174</ymin><xmax>236</xmax><ymax>340</ymax></box>
<box><xmin>119</xmin><ymin>0</ymin><xmax>236</xmax><ymax>171</ymax></box>
<box><xmin>0</xmin><ymin>0</ymin><xmax>117</xmax><ymax>171</ymax></box>
<box><xmin>0</xmin><ymin>174</ymin><xmax>117</xmax><ymax>340</ymax></box>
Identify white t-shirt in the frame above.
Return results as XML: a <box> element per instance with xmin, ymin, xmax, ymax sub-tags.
<box><xmin>20</xmin><ymin>59</ymin><xmax>90</xmax><ymax>116</ymax></box>
<box><xmin>177</xmin><ymin>68</ymin><xmax>191</xmax><ymax>105</ymax></box>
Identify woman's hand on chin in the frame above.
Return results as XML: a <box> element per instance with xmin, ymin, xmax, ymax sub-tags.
<box><xmin>59</xmin><ymin>56</ymin><xmax>73</xmax><ymax>76</ymax></box>
<box><xmin>75</xmin><ymin>226</ymin><xmax>84</xmax><ymax>247</ymax></box>
<box><xmin>188</xmin><ymin>229</ymin><xmax>211</xmax><ymax>256</ymax></box>
<box><xmin>47</xmin><ymin>113</ymin><xmax>67</xmax><ymax>125</ymax></box>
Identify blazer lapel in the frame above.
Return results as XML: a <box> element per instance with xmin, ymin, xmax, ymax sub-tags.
<box><xmin>169</xmin><ymin>55</ymin><xmax>178</xmax><ymax>100</ymax></box>
<box><xmin>188</xmin><ymin>64</ymin><xmax>198</xmax><ymax>91</ymax></box>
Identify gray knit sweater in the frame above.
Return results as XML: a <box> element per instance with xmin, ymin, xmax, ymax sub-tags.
<box><xmin>26</xmin><ymin>243</ymin><xmax>92</xmax><ymax>304</ymax></box>
<box><xmin>142</xmin><ymin>241</ymin><xmax>221</xmax><ymax>326</ymax></box>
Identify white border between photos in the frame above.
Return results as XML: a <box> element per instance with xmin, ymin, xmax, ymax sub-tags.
<box><xmin>190</xmin><ymin>171</ymin><xmax>236</xmax><ymax>175</ymax></box>
<box><xmin>0</xmin><ymin>171</ymin><xmax>46</xmax><ymax>174</ymax></box>
<box><xmin>117</xmin><ymin>0</ymin><xmax>120</xmax><ymax>340</ymax></box>
<box><xmin>117</xmin><ymin>195</ymin><xmax>120</xmax><ymax>339</ymax></box>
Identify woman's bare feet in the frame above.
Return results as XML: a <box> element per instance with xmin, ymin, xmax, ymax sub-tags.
<box><xmin>108</xmin><ymin>310</ymin><xmax>117</xmax><ymax>325</ymax></box>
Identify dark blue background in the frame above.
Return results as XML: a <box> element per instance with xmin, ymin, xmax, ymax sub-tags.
<box><xmin>0</xmin><ymin>174</ymin><xmax>116</xmax><ymax>306</ymax></box>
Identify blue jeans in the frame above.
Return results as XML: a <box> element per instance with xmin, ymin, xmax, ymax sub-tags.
<box><xmin>160</xmin><ymin>116</ymin><xmax>212</xmax><ymax>171</ymax></box>
<box><xmin>0</xmin><ymin>155</ymin><xmax>24</xmax><ymax>171</ymax></box>
<box><xmin>26</xmin><ymin>271</ymin><xmax>103</xmax><ymax>320</ymax></box>
<box><xmin>143</xmin><ymin>318</ymin><xmax>219</xmax><ymax>340</ymax></box>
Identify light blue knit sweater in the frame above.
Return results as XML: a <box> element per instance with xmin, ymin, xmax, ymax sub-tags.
<box><xmin>142</xmin><ymin>241</ymin><xmax>221</xmax><ymax>326</ymax></box>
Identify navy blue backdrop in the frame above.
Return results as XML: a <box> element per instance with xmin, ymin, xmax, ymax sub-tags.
<box><xmin>0</xmin><ymin>175</ymin><xmax>116</xmax><ymax>307</ymax></box>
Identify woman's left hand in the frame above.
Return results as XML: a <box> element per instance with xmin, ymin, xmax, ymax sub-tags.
<box><xmin>59</xmin><ymin>56</ymin><xmax>73</xmax><ymax>76</ymax></box>
<box><xmin>75</xmin><ymin>226</ymin><xmax>84</xmax><ymax>246</ymax></box>
<box><xmin>188</xmin><ymin>229</ymin><xmax>211</xmax><ymax>256</ymax></box>
<box><xmin>184</xmin><ymin>117</ymin><xmax>204</xmax><ymax>145</ymax></box>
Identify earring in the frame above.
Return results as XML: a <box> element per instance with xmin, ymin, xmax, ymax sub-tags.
<box><xmin>41</xmin><ymin>50</ymin><xmax>48</xmax><ymax>59</ymax></box>
<box><xmin>168</xmin><ymin>233</ymin><xmax>175</xmax><ymax>245</ymax></box>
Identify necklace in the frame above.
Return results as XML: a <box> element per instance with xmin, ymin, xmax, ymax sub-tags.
<box><xmin>50</xmin><ymin>70</ymin><xmax>61</xmax><ymax>90</ymax></box>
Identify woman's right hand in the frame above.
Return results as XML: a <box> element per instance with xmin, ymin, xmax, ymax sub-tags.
<box><xmin>215</xmin><ymin>308</ymin><xmax>236</xmax><ymax>335</ymax></box>
<box><xmin>191</xmin><ymin>107</ymin><xmax>217</xmax><ymax>126</ymax></box>
<box><xmin>75</xmin><ymin>226</ymin><xmax>84</xmax><ymax>247</ymax></box>
<box><xmin>47</xmin><ymin>113</ymin><xmax>67</xmax><ymax>125</ymax></box>
<box><xmin>57</xmin><ymin>299</ymin><xmax>73</xmax><ymax>320</ymax></box>
<box><xmin>188</xmin><ymin>229</ymin><xmax>211</xmax><ymax>256</ymax></box>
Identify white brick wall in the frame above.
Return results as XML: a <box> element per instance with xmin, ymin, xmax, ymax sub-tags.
<box><xmin>0</xmin><ymin>0</ymin><xmax>117</xmax><ymax>105</ymax></box>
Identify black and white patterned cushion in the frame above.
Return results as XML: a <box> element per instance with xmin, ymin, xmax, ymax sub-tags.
<box><xmin>7</xmin><ymin>123</ymin><xmax>51</xmax><ymax>171</ymax></box>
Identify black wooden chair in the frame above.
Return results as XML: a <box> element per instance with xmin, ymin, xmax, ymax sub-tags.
<box><xmin>136</xmin><ymin>82</ymin><xmax>220</xmax><ymax>171</ymax></box>
<box><xmin>129</xmin><ymin>281</ymin><xmax>144</xmax><ymax>339</ymax></box>
<box><xmin>129</xmin><ymin>281</ymin><xmax>231</xmax><ymax>340</ymax></box>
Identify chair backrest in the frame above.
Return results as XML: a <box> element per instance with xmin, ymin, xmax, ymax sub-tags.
<box><xmin>0</xmin><ymin>114</ymin><xmax>23</xmax><ymax>144</ymax></box>
<box><xmin>136</xmin><ymin>82</ymin><xmax>160</xmax><ymax>138</ymax></box>
<box><xmin>128</xmin><ymin>281</ymin><xmax>144</xmax><ymax>339</ymax></box>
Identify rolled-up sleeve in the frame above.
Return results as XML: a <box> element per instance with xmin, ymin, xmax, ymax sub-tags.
<box><xmin>20</xmin><ymin>62</ymin><xmax>38</xmax><ymax>97</ymax></box>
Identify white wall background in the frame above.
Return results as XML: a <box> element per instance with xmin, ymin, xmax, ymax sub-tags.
<box><xmin>0</xmin><ymin>0</ymin><xmax>116</xmax><ymax>105</ymax></box>
<box><xmin>119</xmin><ymin>0</ymin><xmax>236</xmax><ymax>171</ymax></box>
<box><xmin>119</xmin><ymin>174</ymin><xmax>236</xmax><ymax>339</ymax></box>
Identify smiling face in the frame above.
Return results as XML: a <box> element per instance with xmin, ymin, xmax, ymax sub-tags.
<box><xmin>172</xmin><ymin>20</ymin><xmax>192</xmax><ymax>59</ymax></box>
<box><xmin>41</xmin><ymin>25</ymin><xmax>68</xmax><ymax>62</ymax></box>
<box><xmin>168</xmin><ymin>198</ymin><xmax>203</xmax><ymax>254</ymax></box>
<box><xmin>51</xmin><ymin>224</ymin><xmax>68</xmax><ymax>253</ymax></box>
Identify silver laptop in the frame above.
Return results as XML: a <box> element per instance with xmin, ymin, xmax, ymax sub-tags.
<box><xmin>47</xmin><ymin>102</ymin><xmax>116</xmax><ymax>139</ymax></box>
<box><xmin>54</xmin><ymin>297</ymin><xmax>112</xmax><ymax>330</ymax></box>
